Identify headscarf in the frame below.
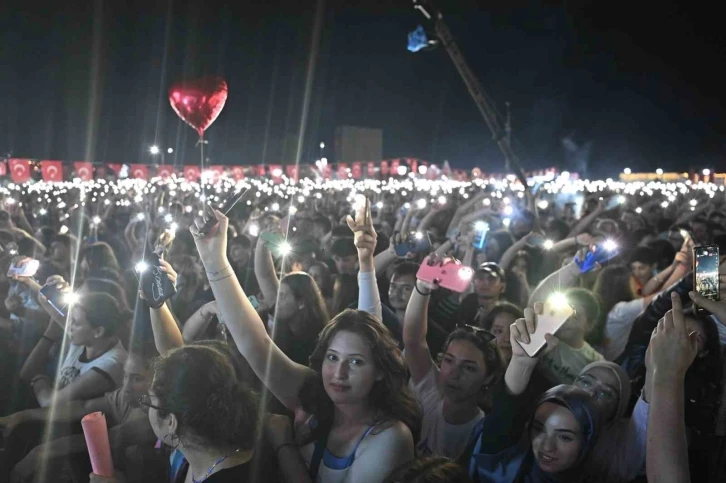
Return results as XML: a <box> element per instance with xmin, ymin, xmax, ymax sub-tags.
<box><xmin>515</xmin><ymin>385</ymin><xmax>604</xmax><ymax>483</ymax></box>
<box><xmin>580</xmin><ymin>361</ymin><xmax>631</xmax><ymax>425</ymax></box>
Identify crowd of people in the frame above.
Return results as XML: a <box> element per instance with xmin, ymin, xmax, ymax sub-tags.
<box><xmin>0</xmin><ymin>171</ymin><xmax>724</xmax><ymax>483</ymax></box>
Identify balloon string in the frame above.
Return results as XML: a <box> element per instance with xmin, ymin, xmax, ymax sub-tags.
<box><xmin>199</xmin><ymin>135</ymin><xmax>205</xmax><ymax>204</ymax></box>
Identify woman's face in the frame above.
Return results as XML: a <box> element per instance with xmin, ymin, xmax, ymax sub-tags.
<box><xmin>438</xmin><ymin>339</ymin><xmax>489</xmax><ymax>403</ymax></box>
<box><xmin>68</xmin><ymin>305</ymin><xmax>96</xmax><ymax>346</ymax></box>
<box><xmin>275</xmin><ymin>282</ymin><xmax>299</xmax><ymax>321</ymax></box>
<box><xmin>574</xmin><ymin>368</ymin><xmax>620</xmax><ymax>423</ymax></box>
<box><xmin>531</xmin><ymin>402</ymin><xmax>584</xmax><ymax>474</ymax></box>
<box><xmin>490</xmin><ymin>313</ymin><xmax>515</xmax><ymax>363</ymax></box>
<box><xmin>321</xmin><ymin>330</ymin><xmax>381</xmax><ymax>406</ymax></box>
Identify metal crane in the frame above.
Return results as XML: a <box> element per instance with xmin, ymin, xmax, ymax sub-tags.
<box><xmin>412</xmin><ymin>0</ymin><xmax>528</xmax><ymax>186</ymax></box>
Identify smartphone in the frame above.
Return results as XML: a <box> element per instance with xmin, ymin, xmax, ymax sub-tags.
<box><xmin>248</xmin><ymin>295</ymin><xmax>261</xmax><ymax>310</ymax></box>
<box><xmin>417</xmin><ymin>256</ymin><xmax>475</xmax><ymax>293</ymax></box>
<box><xmin>395</xmin><ymin>233</ymin><xmax>431</xmax><ymax>257</ymax></box>
<box><xmin>694</xmin><ymin>245</ymin><xmax>720</xmax><ymax>314</ymax></box>
<box><xmin>472</xmin><ymin>222</ymin><xmax>490</xmax><ymax>250</ymax></box>
<box><xmin>39</xmin><ymin>284</ymin><xmax>69</xmax><ymax>317</ymax></box>
<box><xmin>139</xmin><ymin>253</ymin><xmax>177</xmax><ymax>309</ymax></box>
<box><xmin>197</xmin><ymin>189</ymin><xmax>249</xmax><ymax>236</ymax></box>
<box><xmin>7</xmin><ymin>258</ymin><xmax>40</xmax><ymax>278</ymax></box>
<box><xmin>517</xmin><ymin>298</ymin><xmax>575</xmax><ymax>358</ymax></box>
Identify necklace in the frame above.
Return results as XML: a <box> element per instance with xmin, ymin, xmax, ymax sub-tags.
<box><xmin>191</xmin><ymin>448</ymin><xmax>241</xmax><ymax>483</ymax></box>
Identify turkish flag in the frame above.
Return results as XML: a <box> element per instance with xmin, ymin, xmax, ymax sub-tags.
<box><xmin>107</xmin><ymin>163</ymin><xmax>122</xmax><ymax>174</ymax></box>
<box><xmin>269</xmin><ymin>165</ymin><xmax>283</xmax><ymax>184</ymax></box>
<box><xmin>184</xmin><ymin>165</ymin><xmax>201</xmax><ymax>182</ymax></box>
<box><xmin>41</xmin><ymin>160</ymin><xmax>64</xmax><ymax>182</ymax></box>
<box><xmin>130</xmin><ymin>164</ymin><xmax>148</xmax><ymax>180</ymax></box>
<box><xmin>380</xmin><ymin>160</ymin><xmax>389</xmax><ymax>176</ymax></box>
<box><xmin>231</xmin><ymin>166</ymin><xmax>245</xmax><ymax>180</ymax></box>
<box><xmin>285</xmin><ymin>165</ymin><xmax>299</xmax><ymax>182</ymax></box>
<box><xmin>255</xmin><ymin>165</ymin><xmax>266</xmax><ymax>176</ymax></box>
<box><xmin>157</xmin><ymin>165</ymin><xmax>175</xmax><ymax>179</ymax></box>
<box><xmin>0</xmin><ymin>162</ymin><xmax>6</xmax><ymax>177</ymax></box>
<box><xmin>205</xmin><ymin>165</ymin><xmax>224</xmax><ymax>183</ymax></box>
<box><xmin>351</xmin><ymin>162</ymin><xmax>362</xmax><ymax>179</ymax></box>
<box><xmin>367</xmin><ymin>162</ymin><xmax>376</xmax><ymax>177</ymax></box>
<box><xmin>337</xmin><ymin>163</ymin><xmax>348</xmax><ymax>179</ymax></box>
<box><xmin>8</xmin><ymin>159</ymin><xmax>31</xmax><ymax>183</ymax></box>
<box><xmin>74</xmin><ymin>162</ymin><xmax>93</xmax><ymax>181</ymax></box>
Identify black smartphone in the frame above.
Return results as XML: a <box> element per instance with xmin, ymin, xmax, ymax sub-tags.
<box><xmin>139</xmin><ymin>253</ymin><xmax>177</xmax><ymax>309</ymax></box>
<box><xmin>197</xmin><ymin>189</ymin><xmax>248</xmax><ymax>236</ymax></box>
<box><xmin>694</xmin><ymin>244</ymin><xmax>720</xmax><ymax>314</ymax></box>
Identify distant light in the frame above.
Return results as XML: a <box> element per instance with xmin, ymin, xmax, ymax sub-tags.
<box><xmin>376</xmin><ymin>201</ymin><xmax>384</xmax><ymax>209</ymax></box>
<box><xmin>483</xmin><ymin>198</ymin><xmax>491</xmax><ymax>206</ymax></box>
<box><xmin>271</xmin><ymin>202</ymin><xmax>280</xmax><ymax>211</ymax></box>
<box><xmin>149</xmin><ymin>145</ymin><xmax>160</xmax><ymax>155</ymax></box>
<box><xmin>397</xmin><ymin>166</ymin><xmax>408</xmax><ymax>176</ymax></box>
<box><xmin>623</xmin><ymin>167</ymin><xmax>631</xmax><ymax>175</ymax></box>
<box><xmin>561</xmin><ymin>171</ymin><xmax>570</xmax><ymax>179</ymax></box>
<box><xmin>414</xmin><ymin>232</ymin><xmax>424</xmax><ymax>240</ymax></box>
<box><xmin>184</xmin><ymin>206</ymin><xmax>192</xmax><ymax>213</ymax></box>
<box><xmin>537</xmin><ymin>200</ymin><xmax>549</xmax><ymax>210</ymax></box>
<box><xmin>703</xmin><ymin>169</ymin><xmax>711</xmax><ymax>176</ymax></box>
<box><xmin>135</xmin><ymin>262</ymin><xmax>148</xmax><ymax>273</ymax></box>
<box><xmin>167</xmin><ymin>148</ymin><xmax>174</xmax><ymax>154</ymax></box>
<box><xmin>503</xmin><ymin>205</ymin><xmax>513</xmax><ymax>215</ymax></box>
<box><xmin>272</xmin><ymin>168</ymin><xmax>282</xmax><ymax>177</ymax></box>
<box><xmin>168</xmin><ymin>223</ymin><xmax>178</xmax><ymax>233</ymax></box>
<box><xmin>321</xmin><ymin>157</ymin><xmax>328</xmax><ymax>164</ymax></box>
<box><xmin>656</xmin><ymin>168</ymin><xmax>663</xmax><ymax>175</ymax></box>
<box><xmin>164</xmin><ymin>213</ymin><xmax>173</xmax><ymax>223</ymax></box>
<box><xmin>158</xmin><ymin>207</ymin><xmax>165</xmax><ymax>213</ymax></box>
<box><xmin>92</xmin><ymin>216</ymin><xmax>101</xmax><ymax>224</ymax></box>
<box><xmin>248</xmin><ymin>224</ymin><xmax>260</xmax><ymax>237</ymax></box>
<box><xmin>404</xmin><ymin>202</ymin><xmax>411</xmax><ymax>209</ymax></box>
<box><xmin>661</xmin><ymin>201</ymin><xmax>669</xmax><ymax>208</ymax></box>
<box><xmin>690</xmin><ymin>199</ymin><xmax>698</xmax><ymax>207</ymax></box>
<box><xmin>502</xmin><ymin>217</ymin><xmax>511</xmax><ymax>227</ymax></box>
<box><xmin>39</xmin><ymin>208</ymin><xmax>47</xmax><ymax>215</ymax></box>
<box><xmin>437</xmin><ymin>196</ymin><xmax>446</xmax><ymax>205</ymax></box>
<box><xmin>416</xmin><ymin>199</ymin><xmax>427</xmax><ymax>209</ymax></box>
<box><xmin>289</xmin><ymin>206</ymin><xmax>298</xmax><ymax>215</ymax></box>
<box><xmin>319</xmin><ymin>142</ymin><xmax>325</xmax><ymax>149</ymax></box>
<box><xmin>618</xmin><ymin>196</ymin><xmax>626</xmax><ymax>204</ymax></box>
<box><xmin>635</xmin><ymin>207</ymin><xmax>642</xmax><ymax>214</ymax></box>
<box><xmin>418</xmin><ymin>165</ymin><xmax>428</xmax><ymax>175</ymax></box>
<box><xmin>59</xmin><ymin>225</ymin><xmax>69</xmax><ymax>235</ymax></box>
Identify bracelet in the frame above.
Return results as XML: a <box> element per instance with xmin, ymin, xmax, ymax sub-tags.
<box><xmin>206</xmin><ymin>265</ymin><xmax>231</xmax><ymax>277</ymax></box>
<box><xmin>275</xmin><ymin>442</ymin><xmax>298</xmax><ymax>457</ymax></box>
<box><xmin>41</xmin><ymin>335</ymin><xmax>59</xmax><ymax>344</ymax></box>
<box><xmin>414</xmin><ymin>283</ymin><xmax>431</xmax><ymax>297</ymax></box>
<box><xmin>209</xmin><ymin>273</ymin><xmax>235</xmax><ymax>283</ymax></box>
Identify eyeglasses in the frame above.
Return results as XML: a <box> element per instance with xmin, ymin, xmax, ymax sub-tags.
<box><xmin>138</xmin><ymin>393</ymin><xmax>166</xmax><ymax>411</ymax></box>
<box><xmin>574</xmin><ymin>374</ymin><xmax>617</xmax><ymax>403</ymax></box>
<box><xmin>458</xmin><ymin>324</ymin><xmax>496</xmax><ymax>343</ymax></box>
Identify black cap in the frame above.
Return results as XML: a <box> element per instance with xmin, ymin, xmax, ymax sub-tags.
<box><xmin>476</xmin><ymin>262</ymin><xmax>505</xmax><ymax>279</ymax></box>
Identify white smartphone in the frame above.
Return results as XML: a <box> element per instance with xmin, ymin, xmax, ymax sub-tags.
<box><xmin>517</xmin><ymin>297</ymin><xmax>574</xmax><ymax>358</ymax></box>
<box><xmin>8</xmin><ymin>258</ymin><xmax>40</xmax><ymax>278</ymax></box>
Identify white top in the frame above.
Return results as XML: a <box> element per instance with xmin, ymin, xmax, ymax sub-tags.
<box><xmin>412</xmin><ymin>366</ymin><xmax>484</xmax><ymax>459</ymax></box>
<box><xmin>591</xmin><ymin>396</ymin><xmax>650</xmax><ymax>480</ymax></box>
<box><xmin>604</xmin><ymin>298</ymin><xmax>646</xmax><ymax>361</ymax></box>
<box><xmin>358</xmin><ymin>270</ymin><xmax>382</xmax><ymax>321</ymax></box>
<box><xmin>58</xmin><ymin>341</ymin><xmax>127</xmax><ymax>389</ymax></box>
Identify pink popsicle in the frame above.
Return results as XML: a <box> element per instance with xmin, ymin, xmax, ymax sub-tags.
<box><xmin>81</xmin><ymin>411</ymin><xmax>114</xmax><ymax>477</ymax></box>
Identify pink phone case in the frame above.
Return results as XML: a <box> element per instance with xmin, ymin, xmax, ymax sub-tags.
<box><xmin>517</xmin><ymin>300</ymin><xmax>574</xmax><ymax>357</ymax></box>
<box><xmin>417</xmin><ymin>256</ymin><xmax>474</xmax><ymax>293</ymax></box>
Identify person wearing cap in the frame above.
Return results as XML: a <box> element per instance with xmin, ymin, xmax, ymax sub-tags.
<box><xmin>458</xmin><ymin>262</ymin><xmax>507</xmax><ymax>327</ymax></box>
<box><xmin>20</xmin><ymin>291</ymin><xmax>129</xmax><ymax>408</ymax></box>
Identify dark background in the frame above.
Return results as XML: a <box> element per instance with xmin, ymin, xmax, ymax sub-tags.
<box><xmin>2</xmin><ymin>0</ymin><xmax>725</xmax><ymax>177</ymax></box>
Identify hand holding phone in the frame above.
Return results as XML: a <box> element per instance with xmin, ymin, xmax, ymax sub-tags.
<box><xmin>575</xmin><ymin>240</ymin><xmax>619</xmax><ymax>273</ymax></box>
<box><xmin>417</xmin><ymin>255</ymin><xmax>474</xmax><ymax>293</ymax></box>
<box><xmin>7</xmin><ymin>257</ymin><xmax>40</xmax><ymax>278</ymax></box>
<box><xmin>693</xmin><ymin>244</ymin><xmax>720</xmax><ymax>314</ymax></box>
<box><xmin>197</xmin><ymin>189</ymin><xmax>248</xmax><ymax>237</ymax></box>
<box><xmin>514</xmin><ymin>295</ymin><xmax>574</xmax><ymax>358</ymax></box>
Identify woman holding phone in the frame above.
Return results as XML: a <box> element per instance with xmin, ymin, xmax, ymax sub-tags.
<box><xmin>190</xmin><ymin>197</ymin><xmax>420</xmax><ymax>483</ymax></box>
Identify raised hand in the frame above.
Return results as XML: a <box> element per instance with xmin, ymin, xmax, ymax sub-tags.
<box><xmin>510</xmin><ymin>302</ymin><xmax>559</xmax><ymax>360</ymax></box>
<box><xmin>190</xmin><ymin>204</ymin><xmax>229</xmax><ymax>273</ymax></box>
<box><xmin>647</xmin><ymin>292</ymin><xmax>698</xmax><ymax>382</ymax></box>
<box><xmin>346</xmin><ymin>196</ymin><xmax>377</xmax><ymax>261</ymax></box>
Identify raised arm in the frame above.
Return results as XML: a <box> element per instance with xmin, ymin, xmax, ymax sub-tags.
<box><xmin>568</xmin><ymin>200</ymin><xmax>604</xmax><ymax>237</ymax></box>
<box><xmin>145</xmin><ymin>260</ymin><xmax>184</xmax><ymax>355</ymax></box>
<box><xmin>402</xmin><ymin>279</ymin><xmax>436</xmax><ymax>384</ymax></box>
<box><xmin>348</xmin><ymin>196</ymin><xmax>381</xmax><ymax>320</ymax></box>
<box><xmin>506</xmin><ymin>303</ymin><xmax>556</xmax><ymax>395</ymax></box>
<box><xmin>646</xmin><ymin>293</ymin><xmax>696</xmax><ymax>483</ymax></box>
<box><xmin>498</xmin><ymin>233</ymin><xmax>534</xmax><ymax>271</ymax></box>
<box><xmin>255</xmin><ymin>229</ymin><xmax>281</xmax><ymax>305</ymax></box>
<box><xmin>182</xmin><ymin>300</ymin><xmax>219</xmax><ymax>342</ymax></box>
<box><xmin>191</xmin><ymin>207</ymin><xmax>312</xmax><ymax>411</ymax></box>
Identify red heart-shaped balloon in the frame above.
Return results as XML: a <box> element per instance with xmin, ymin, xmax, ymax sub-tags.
<box><xmin>169</xmin><ymin>77</ymin><xmax>228</xmax><ymax>138</ymax></box>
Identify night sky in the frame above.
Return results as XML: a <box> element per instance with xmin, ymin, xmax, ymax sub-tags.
<box><xmin>2</xmin><ymin>0</ymin><xmax>725</xmax><ymax>177</ymax></box>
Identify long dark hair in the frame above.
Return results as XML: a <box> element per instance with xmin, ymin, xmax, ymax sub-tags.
<box><xmin>279</xmin><ymin>272</ymin><xmax>330</xmax><ymax>333</ymax></box>
<box><xmin>81</xmin><ymin>242</ymin><xmax>121</xmax><ymax>279</ymax></box>
<box><xmin>300</xmin><ymin>309</ymin><xmax>422</xmax><ymax>443</ymax></box>
<box><xmin>331</xmin><ymin>273</ymin><xmax>359</xmax><ymax>316</ymax></box>
<box><xmin>151</xmin><ymin>344</ymin><xmax>260</xmax><ymax>450</ymax></box>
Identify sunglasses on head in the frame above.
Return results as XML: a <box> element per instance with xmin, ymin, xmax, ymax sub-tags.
<box><xmin>457</xmin><ymin>324</ymin><xmax>496</xmax><ymax>343</ymax></box>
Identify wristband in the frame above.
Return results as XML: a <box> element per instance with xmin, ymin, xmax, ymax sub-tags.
<box><xmin>414</xmin><ymin>283</ymin><xmax>431</xmax><ymax>297</ymax></box>
<box><xmin>206</xmin><ymin>265</ymin><xmax>231</xmax><ymax>276</ymax></box>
